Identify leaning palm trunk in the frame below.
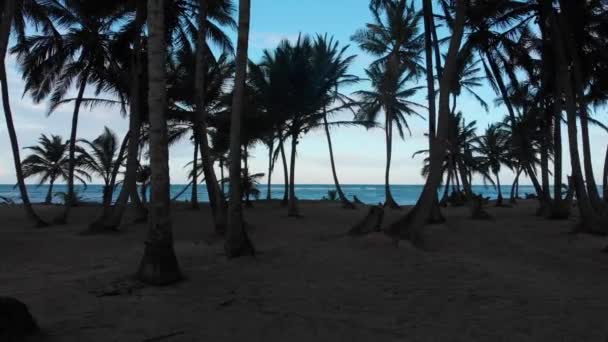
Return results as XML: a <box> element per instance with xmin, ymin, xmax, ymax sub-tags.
<box><xmin>0</xmin><ymin>1</ymin><xmax>47</xmax><ymax>227</ymax></box>
<box><xmin>323</xmin><ymin>112</ymin><xmax>354</xmax><ymax>209</ymax></box>
<box><xmin>191</xmin><ymin>133</ymin><xmax>199</xmax><ymax>209</ymax></box>
<box><xmin>137</xmin><ymin>0</ymin><xmax>181</xmax><ymax>285</ymax></box>
<box><xmin>551</xmin><ymin>10</ymin><xmax>604</xmax><ymax>233</ymax></box>
<box><xmin>560</xmin><ymin>15</ymin><xmax>604</xmax><ymax>210</ymax></box>
<box><xmin>510</xmin><ymin>168</ymin><xmax>522</xmax><ymax>204</ymax></box>
<box><xmin>45</xmin><ymin>178</ymin><xmax>56</xmax><ymax>204</ymax></box>
<box><xmin>54</xmin><ymin>70</ymin><xmax>89</xmax><ymax>224</ymax></box>
<box><xmin>266</xmin><ymin>140</ymin><xmax>273</xmax><ymax>200</ymax></box>
<box><xmin>287</xmin><ymin>131</ymin><xmax>300</xmax><ymax>216</ymax></box>
<box><xmin>225</xmin><ymin>0</ymin><xmax>255</xmax><ymax>258</ymax></box>
<box><xmin>387</xmin><ymin>0</ymin><xmax>467</xmax><ymax>247</ymax></box>
<box><xmin>196</xmin><ymin>0</ymin><xmax>226</xmax><ymax>234</ymax></box>
<box><xmin>384</xmin><ymin>112</ymin><xmax>399</xmax><ymax>209</ymax></box>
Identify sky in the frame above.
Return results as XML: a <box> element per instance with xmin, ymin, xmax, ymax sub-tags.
<box><xmin>0</xmin><ymin>0</ymin><xmax>606</xmax><ymax>186</ymax></box>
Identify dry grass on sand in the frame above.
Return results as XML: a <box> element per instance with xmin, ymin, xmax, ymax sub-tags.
<box><xmin>1</xmin><ymin>200</ymin><xmax>608</xmax><ymax>341</ymax></box>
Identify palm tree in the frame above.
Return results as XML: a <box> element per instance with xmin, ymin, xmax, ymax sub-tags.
<box><xmin>194</xmin><ymin>0</ymin><xmax>236</xmax><ymax>234</ymax></box>
<box><xmin>313</xmin><ymin>34</ymin><xmax>359</xmax><ymax>209</ymax></box>
<box><xmin>12</xmin><ymin>0</ymin><xmax>121</xmax><ymax>224</ymax></box>
<box><xmin>351</xmin><ymin>0</ymin><xmax>423</xmax><ymax>75</ymax></box>
<box><xmin>0</xmin><ymin>0</ymin><xmax>53</xmax><ymax>227</ymax></box>
<box><xmin>225</xmin><ymin>0</ymin><xmax>255</xmax><ymax>258</ymax></box>
<box><xmin>137</xmin><ymin>0</ymin><xmax>181</xmax><ymax>285</ymax></box>
<box><xmin>22</xmin><ymin>134</ymin><xmax>89</xmax><ymax>204</ymax></box>
<box><xmin>355</xmin><ymin>64</ymin><xmax>424</xmax><ymax>208</ymax></box>
<box><xmin>474</xmin><ymin>124</ymin><xmax>510</xmax><ymax>206</ymax></box>
<box><xmin>79</xmin><ymin>127</ymin><xmax>128</xmax><ymax>225</ymax></box>
<box><xmin>388</xmin><ymin>0</ymin><xmax>468</xmax><ymax>246</ymax></box>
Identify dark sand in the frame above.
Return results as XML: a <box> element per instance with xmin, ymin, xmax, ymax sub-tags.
<box><xmin>1</xmin><ymin>200</ymin><xmax>608</xmax><ymax>341</ymax></box>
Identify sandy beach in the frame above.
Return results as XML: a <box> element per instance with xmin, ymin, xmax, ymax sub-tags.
<box><xmin>1</xmin><ymin>201</ymin><xmax>608</xmax><ymax>341</ymax></box>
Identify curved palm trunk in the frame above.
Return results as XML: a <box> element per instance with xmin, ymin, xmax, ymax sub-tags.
<box><xmin>0</xmin><ymin>0</ymin><xmax>46</xmax><ymax>227</ymax></box>
<box><xmin>196</xmin><ymin>0</ymin><xmax>226</xmax><ymax>234</ymax></box>
<box><xmin>510</xmin><ymin>168</ymin><xmax>521</xmax><ymax>204</ymax></box>
<box><xmin>137</xmin><ymin>0</ymin><xmax>181</xmax><ymax>285</ymax></box>
<box><xmin>323</xmin><ymin>112</ymin><xmax>354</xmax><ymax>209</ymax></box>
<box><xmin>278</xmin><ymin>132</ymin><xmax>289</xmax><ymax>206</ymax></box>
<box><xmin>540</xmin><ymin>136</ymin><xmax>551</xmax><ymax>199</ymax></box>
<box><xmin>95</xmin><ymin>3</ymin><xmax>147</xmax><ymax>230</ymax></box>
<box><xmin>45</xmin><ymin>178</ymin><xmax>56</xmax><ymax>205</ymax></box>
<box><xmin>388</xmin><ymin>0</ymin><xmax>467</xmax><ymax>246</ymax></box>
<box><xmin>558</xmin><ymin>1</ymin><xmax>604</xmax><ymax>211</ymax></box>
<box><xmin>225</xmin><ymin>0</ymin><xmax>255</xmax><ymax>258</ymax></box>
<box><xmin>55</xmin><ymin>71</ymin><xmax>89</xmax><ymax>224</ymax></box>
<box><xmin>551</xmin><ymin>10</ymin><xmax>603</xmax><ymax>233</ymax></box>
<box><xmin>384</xmin><ymin>113</ymin><xmax>399</xmax><ymax>209</ymax></box>
<box><xmin>191</xmin><ymin>134</ymin><xmax>199</xmax><ymax>209</ymax></box>
<box><xmin>266</xmin><ymin>141</ymin><xmax>273</xmax><ymax>200</ymax></box>
<box><xmin>287</xmin><ymin>131</ymin><xmax>300</xmax><ymax>216</ymax></box>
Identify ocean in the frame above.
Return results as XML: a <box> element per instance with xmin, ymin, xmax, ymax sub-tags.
<box><xmin>0</xmin><ymin>184</ymin><xmax>537</xmax><ymax>205</ymax></box>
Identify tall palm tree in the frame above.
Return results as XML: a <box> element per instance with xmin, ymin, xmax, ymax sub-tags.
<box><xmin>79</xmin><ymin>127</ymin><xmax>128</xmax><ymax>224</ymax></box>
<box><xmin>0</xmin><ymin>0</ymin><xmax>53</xmax><ymax>227</ymax></box>
<box><xmin>22</xmin><ymin>134</ymin><xmax>89</xmax><ymax>204</ymax></box>
<box><xmin>388</xmin><ymin>0</ymin><xmax>468</xmax><ymax>246</ymax></box>
<box><xmin>313</xmin><ymin>34</ymin><xmax>359</xmax><ymax>209</ymax></box>
<box><xmin>12</xmin><ymin>0</ymin><xmax>121</xmax><ymax>224</ymax></box>
<box><xmin>137</xmin><ymin>0</ymin><xmax>181</xmax><ymax>285</ymax></box>
<box><xmin>225</xmin><ymin>0</ymin><xmax>255</xmax><ymax>258</ymax></box>
<box><xmin>194</xmin><ymin>0</ymin><xmax>236</xmax><ymax>234</ymax></box>
<box><xmin>474</xmin><ymin>124</ymin><xmax>510</xmax><ymax>206</ymax></box>
<box><xmin>355</xmin><ymin>64</ymin><xmax>424</xmax><ymax>208</ymax></box>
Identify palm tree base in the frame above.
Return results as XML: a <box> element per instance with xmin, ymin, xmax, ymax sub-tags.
<box><xmin>224</xmin><ymin>229</ymin><xmax>255</xmax><ymax>258</ymax></box>
<box><xmin>384</xmin><ymin>198</ymin><xmax>400</xmax><ymax>210</ymax></box>
<box><xmin>137</xmin><ymin>241</ymin><xmax>182</xmax><ymax>286</ymax></box>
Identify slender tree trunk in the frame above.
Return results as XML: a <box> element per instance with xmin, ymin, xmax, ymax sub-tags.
<box><xmin>243</xmin><ymin>145</ymin><xmax>252</xmax><ymax>207</ymax></box>
<box><xmin>278</xmin><ymin>132</ymin><xmax>289</xmax><ymax>206</ymax></box>
<box><xmin>137</xmin><ymin>0</ymin><xmax>181</xmax><ymax>285</ymax></box>
<box><xmin>287</xmin><ymin>131</ymin><xmax>300</xmax><ymax>216</ymax></box>
<box><xmin>191</xmin><ymin>133</ymin><xmax>199</xmax><ymax>209</ymax></box>
<box><xmin>553</xmin><ymin>106</ymin><xmax>563</xmax><ymax>201</ymax></box>
<box><xmin>384</xmin><ymin>112</ymin><xmax>399</xmax><ymax>209</ymax></box>
<box><xmin>45</xmin><ymin>179</ymin><xmax>55</xmax><ymax>205</ymax></box>
<box><xmin>220</xmin><ymin>158</ymin><xmax>225</xmax><ymax>194</ymax></box>
<box><xmin>323</xmin><ymin>111</ymin><xmax>354</xmax><ymax>208</ymax></box>
<box><xmin>495</xmin><ymin>173</ymin><xmax>503</xmax><ymax>206</ymax></box>
<box><xmin>225</xmin><ymin>0</ymin><xmax>255</xmax><ymax>257</ymax></box>
<box><xmin>196</xmin><ymin>0</ymin><xmax>227</xmax><ymax>234</ymax></box>
<box><xmin>422</xmin><ymin>0</ymin><xmax>444</xmax><ymax>221</ymax></box>
<box><xmin>266</xmin><ymin>141</ymin><xmax>273</xmax><ymax>200</ymax></box>
<box><xmin>510</xmin><ymin>168</ymin><xmax>521</xmax><ymax>204</ymax></box>
<box><xmin>551</xmin><ymin>9</ymin><xmax>602</xmax><ymax>232</ymax></box>
<box><xmin>388</xmin><ymin>0</ymin><xmax>467</xmax><ymax>246</ymax></box>
<box><xmin>0</xmin><ymin>0</ymin><xmax>47</xmax><ymax>227</ymax></box>
<box><xmin>558</xmin><ymin>0</ymin><xmax>603</xmax><ymax>211</ymax></box>
<box><xmin>55</xmin><ymin>71</ymin><xmax>89</xmax><ymax>224</ymax></box>
<box><xmin>540</xmin><ymin>137</ymin><xmax>550</xmax><ymax>199</ymax></box>
<box><xmin>100</xmin><ymin>0</ymin><xmax>148</xmax><ymax>229</ymax></box>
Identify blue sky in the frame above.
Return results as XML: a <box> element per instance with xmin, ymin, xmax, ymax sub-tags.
<box><xmin>0</xmin><ymin>0</ymin><xmax>606</xmax><ymax>185</ymax></box>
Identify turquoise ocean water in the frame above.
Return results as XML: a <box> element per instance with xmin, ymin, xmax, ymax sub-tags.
<box><xmin>0</xmin><ymin>184</ymin><xmax>538</xmax><ymax>205</ymax></box>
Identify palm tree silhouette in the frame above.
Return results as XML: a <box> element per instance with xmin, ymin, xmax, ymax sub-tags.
<box><xmin>79</xmin><ymin>127</ymin><xmax>127</xmax><ymax>222</ymax></box>
<box><xmin>12</xmin><ymin>0</ymin><xmax>120</xmax><ymax>224</ymax></box>
<box><xmin>1</xmin><ymin>0</ymin><xmax>55</xmax><ymax>226</ymax></box>
<box><xmin>22</xmin><ymin>134</ymin><xmax>90</xmax><ymax>204</ymax></box>
<box><xmin>355</xmin><ymin>64</ymin><xmax>424</xmax><ymax>208</ymax></box>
